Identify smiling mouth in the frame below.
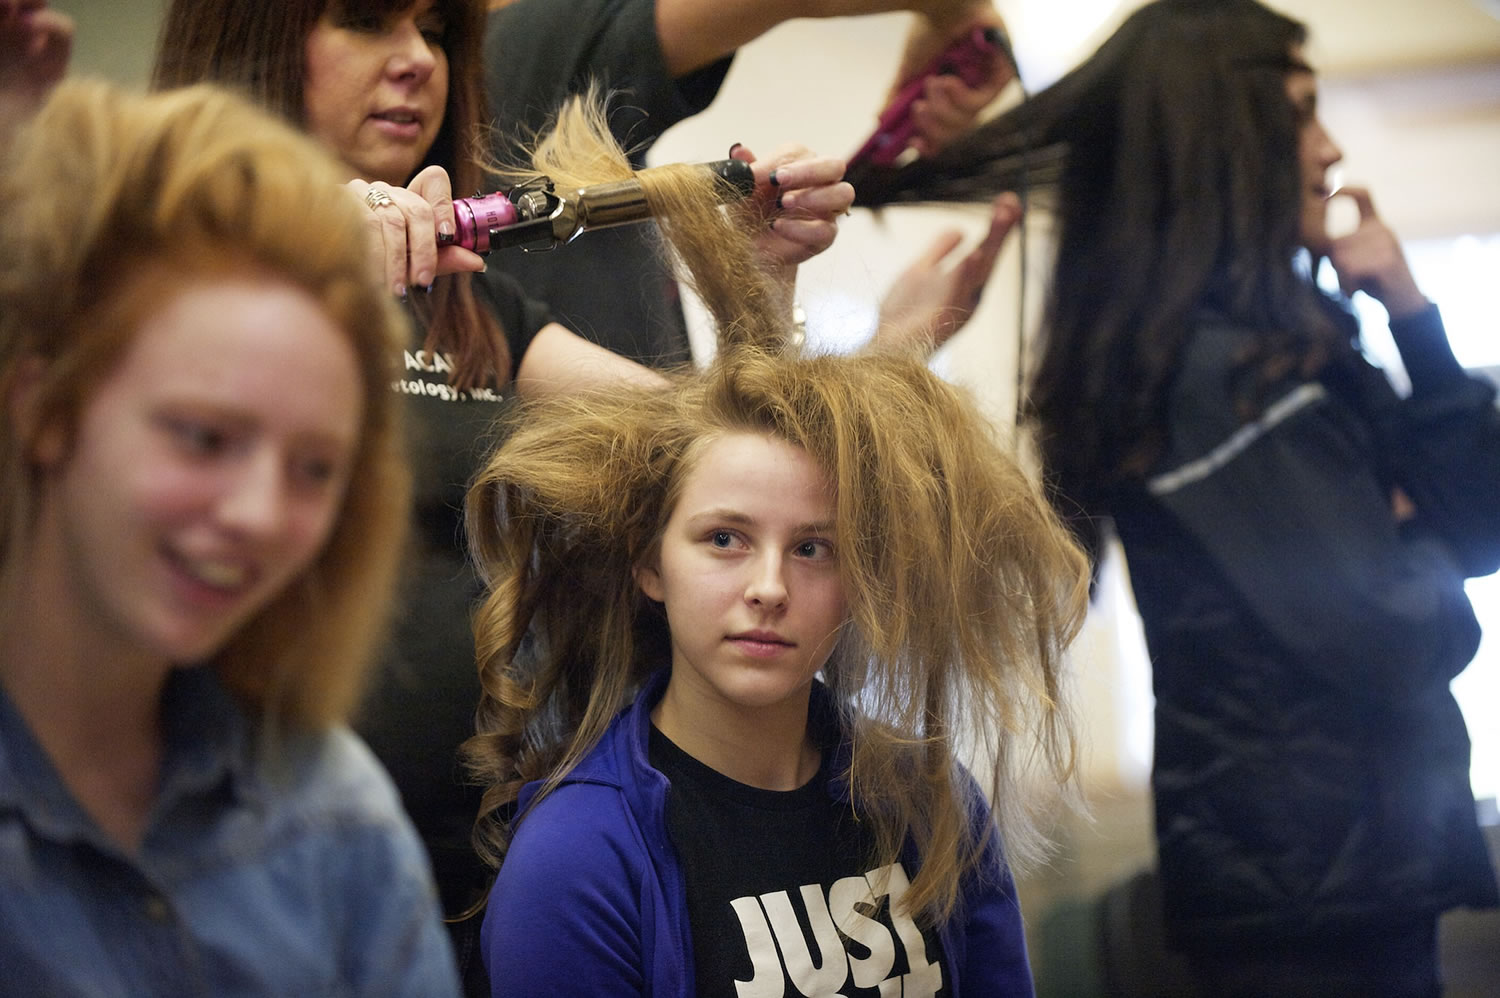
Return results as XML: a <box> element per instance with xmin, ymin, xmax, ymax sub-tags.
<box><xmin>166</xmin><ymin>546</ymin><xmax>252</xmax><ymax>593</ymax></box>
<box><xmin>190</xmin><ymin>559</ymin><xmax>248</xmax><ymax>589</ymax></box>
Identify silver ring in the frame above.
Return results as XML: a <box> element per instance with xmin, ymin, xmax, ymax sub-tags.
<box><xmin>364</xmin><ymin>188</ymin><xmax>396</xmax><ymax>210</ymax></box>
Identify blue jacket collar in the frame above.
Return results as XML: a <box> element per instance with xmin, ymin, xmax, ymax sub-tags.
<box><xmin>518</xmin><ymin>668</ymin><xmax>853</xmax><ymax>812</ymax></box>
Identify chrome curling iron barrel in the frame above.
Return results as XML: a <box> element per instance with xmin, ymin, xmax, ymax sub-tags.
<box><xmin>444</xmin><ymin>158</ymin><xmax>756</xmax><ymax>253</ymax></box>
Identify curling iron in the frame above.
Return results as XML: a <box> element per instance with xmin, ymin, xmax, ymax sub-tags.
<box><xmin>438</xmin><ymin>157</ymin><xmax>756</xmax><ymax>253</ymax></box>
<box><xmin>848</xmin><ymin>24</ymin><xmax>1017</xmax><ymax>170</ymax></box>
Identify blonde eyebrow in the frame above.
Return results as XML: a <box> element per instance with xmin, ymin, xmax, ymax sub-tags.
<box><xmin>684</xmin><ymin>508</ymin><xmax>836</xmax><ymax>536</ymax></box>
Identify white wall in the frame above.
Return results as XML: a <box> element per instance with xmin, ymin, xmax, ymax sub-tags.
<box><xmin>54</xmin><ymin>0</ymin><xmax>165</xmax><ymax>86</ymax></box>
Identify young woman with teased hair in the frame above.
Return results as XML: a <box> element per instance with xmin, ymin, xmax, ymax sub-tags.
<box><xmin>852</xmin><ymin>1</ymin><xmax>1500</xmax><ymax>991</ymax></box>
<box><xmin>464</xmin><ymin>341</ymin><xmax>1089</xmax><ymax>996</ymax></box>
<box><xmin>0</xmin><ymin>80</ymin><xmax>458</xmax><ymax>994</ymax></box>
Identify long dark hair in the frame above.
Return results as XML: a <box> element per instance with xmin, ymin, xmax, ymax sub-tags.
<box><xmin>852</xmin><ymin>0</ymin><xmax>1352</xmax><ymax>537</ymax></box>
<box><xmin>152</xmin><ymin>0</ymin><xmax>510</xmax><ymax>388</ymax></box>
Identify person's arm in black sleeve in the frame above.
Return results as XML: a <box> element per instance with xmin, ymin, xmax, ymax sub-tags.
<box><xmin>1144</xmin><ymin>322</ymin><xmax>1481</xmax><ymax>705</ymax></box>
<box><xmin>474</xmin><ymin>266</ymin><xmax>666</xmax><ymax>394</ymax></box>
<box><xmin>1372</xmin><ymin>304</ymin><xmax>1500</xmax><ymax>578</ymax></box>
<box><xmin>1320</xmin><ymin>187</ymin><xmax>1500</xmax><ymax>577</ymax></box>
<box><xmin>484</xmin><ymin>0</ymin><xmax>732</xmax><ymax>164</ymax></box>
<box><xmin>472</xmin><ymin>266</ymin><xmax>554</xmax><ymax>380</ymax></box>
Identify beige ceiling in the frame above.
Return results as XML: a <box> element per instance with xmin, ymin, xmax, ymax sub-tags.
<box><xmin>1072</xmin><ymin>0</ymin><xmax>1500</xmax><ymax>74</ymax></box>
<box><xmin>1286</xmin><ymin>0</ymin><xmax>1500</xmax><ymax>75</ymax></box>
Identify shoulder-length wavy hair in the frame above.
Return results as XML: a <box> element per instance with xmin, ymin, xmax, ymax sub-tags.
<box><xmin>463</xmin><ymin>344</ymin><xmax>1089</xmax><ymax>925</ymax></box>
<box><xmin>851</xmin><ymin>0</ymin><xmax>1349</xmax><ymax>532</ymax></box>
<box><xmin>0</xmin><ymin>80</ymin><xmax>411</xmax><ymax>729</ymax></box>
<box><xmin>152</xmin><ymin>0</ymin><xmax>509</xmax><ymax>389</ymax></box>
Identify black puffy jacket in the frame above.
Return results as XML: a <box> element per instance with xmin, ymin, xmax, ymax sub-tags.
<box><xmin>1111</xmin><ymin>305</ymin><xmax>1499</xmax><ymax>949</ymax></box>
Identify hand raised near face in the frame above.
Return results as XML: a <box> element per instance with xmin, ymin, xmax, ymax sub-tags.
<box><xmin>1</xmin><ymin>0</ymin><xmax>73</xmax><ymax>123</ymax></box>
<box><xmin>1324</xmin><ymin>186</ymin><xmax>1428</xmax><ymax>321</ymax></box>
<box><xmin>1</xmin><ymin>0</ymin><xmax>72</xmax><ymax>95</ymax></box>
<box><xmin>347</xmin><ymin>165</ymin><xmax>487</xmax><ymax>298</ymax></box>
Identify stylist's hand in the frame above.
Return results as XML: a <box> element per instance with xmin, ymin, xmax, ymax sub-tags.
<box><xmin>731</xmin><ymin>143</ymin><xmax>854</xmax><ymax>274</ymax></box>
<box><xmin>348</xmin><ymin>165</ymin><xmax>486</xmax><ymax>298</ymax></box>
<box><xmin>891</xmin><ymin>3</ymin><xmax>1012</xmax><ymax>157</ymax></box>
<box><xmin>1324</xmin><ymin>186</ymin><xmax>1428</xmax><ymax>320</ymax></box>
<box><xmin>869</xmin><ymin>192</ymin><xmax>1019</xmax><ymax>356</ymax></box>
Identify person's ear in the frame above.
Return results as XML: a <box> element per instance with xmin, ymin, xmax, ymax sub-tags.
<box><xmin>7</xmin><ymin>355</ymin><xmax>65</xmax><ymax>467</ymax></box>
<box><xmin>633</xmin><ymin>558</ymin><xmax>664</xmax><ymax>603</ymax></box>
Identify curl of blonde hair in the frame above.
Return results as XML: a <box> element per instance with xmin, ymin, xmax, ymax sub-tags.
<box><xmin>464</xmin><ymin>344</ymin><xmax>1088</xmax><ymax>924</ymax></box>
<box><xmin>0</xmin><ymin>80</ymin><xmax>411</xmax><ymax>729</ymax></box>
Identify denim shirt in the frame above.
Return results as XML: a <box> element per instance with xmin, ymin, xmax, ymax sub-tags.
<box><xmin>0</xmin><ymin>666</ymin><xmax>461</xmax><ymax>997</ymax></box>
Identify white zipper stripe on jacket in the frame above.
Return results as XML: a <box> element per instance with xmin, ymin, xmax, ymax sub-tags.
<box><xmin>1147</xmin><ymin>382</ymin><xmax>1327</xmax><ymax>497</ymax></box>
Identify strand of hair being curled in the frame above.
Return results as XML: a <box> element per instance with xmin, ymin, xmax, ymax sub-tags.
<box><xmin>491</xmin><ymin>86</ymin><xmax>792</xmax><ymax>352</ymax></box>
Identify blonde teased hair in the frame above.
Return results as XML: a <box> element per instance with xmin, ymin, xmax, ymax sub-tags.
<box><xmin>464</xmin><ymin>344</ymin><xmax>1089</xmax><ymax>924</ymax></box>
<box><xmin>0</xmin><ymin>80</ymin><xmax>411</xmax><ymax>728</ymax></box>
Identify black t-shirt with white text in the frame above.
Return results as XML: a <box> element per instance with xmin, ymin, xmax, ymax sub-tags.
<box><xmin>650</xmin><ymin>726</ymin><xmax>950</xmax><ymax>998</ymax></box>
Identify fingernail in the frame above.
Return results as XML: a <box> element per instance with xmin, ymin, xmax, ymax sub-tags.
<box><xmin>769</xmin><ymin>218</ymin><xmax>778</xmax><ymax>232</ymax></box>
<box><xmin>728</xmin><ymin>142</ymin><xmax>743</xmax><ymax>157</ymax></box>
<box><xmin>422</xmin><ymin>283</ymin><xmax>434</xmax><ymax>294</ymax></box>
<box><xmin>396</xmin><ymin>284</ymin><xmax>407</xmax><ymax>300</ymax></box>
<box><xmin>775</xmin><ymin>193</ymin><xmax>785</xmax><ymax>211</ymax></box>
<box><xmin>438</xmin><ymin>222</ymin><xmax>454</xmax><ymax>238</ymax></box>
<box><xmin>769</xmin><ymin>171</ymin><xmax>780</xmax><ymax>187</ymax></box>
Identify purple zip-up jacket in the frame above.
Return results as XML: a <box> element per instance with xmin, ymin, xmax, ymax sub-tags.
<box><xmin>481</xmin><ymin>670</ymin><xmax>1036</xmax><ymax>997</ymax></box>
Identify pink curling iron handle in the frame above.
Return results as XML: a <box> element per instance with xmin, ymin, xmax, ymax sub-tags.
<box><xmin>448</xmin><ymin>191</ymin><xmax>520</xmax><ymax>254</ymax></box>
<box><xmin>849</xmin><ymin>25</ymin><xmax>1006</xmax><ymax>169</ymax></box>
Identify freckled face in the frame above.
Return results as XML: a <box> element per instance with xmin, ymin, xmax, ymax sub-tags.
<box><xmin>303</xmin><ymin>0</ymin><xmax>449</xmax><ymax>185</ymax></box>
<box><xmin>1285</xmin><ymin>46</ymin><xmax>1344</xmax><ymax>254</ymax></box>
<box><xmin>30</xmin><ymin>274</ymin><xmax>363</xmax><ymax>667</ymax></box>
<box><xmin>637</xmin><ymin>432</ymin><xmax>848</xmax><ymax>721</ymax></box>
